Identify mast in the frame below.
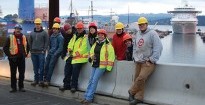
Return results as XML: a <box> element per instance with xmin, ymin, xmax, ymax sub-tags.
<box><xmin>90</xmin><ymin>1</ymin><xmax>96</xmax><ymax>22</ymax></box>
<box><xmin>70</xmin><ymin>0</ymin><xmax>73</xmax><ymax>14</ymax></box>
<box><xmin>128</xmin><ymin>6</ymin><xmax>130</xmax><ymax>25</ymax></box>
<box><xmin>91</xmin><ymin>1</ymin><xmax>93</xmax><ymax>22</ymax></box>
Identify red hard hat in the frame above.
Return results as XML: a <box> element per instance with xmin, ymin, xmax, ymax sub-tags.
<box><xmin>89</xmin><ymin>22</ymin><xmax>97</xmax><ymax>29</ymax></box>
<box><xmin>54</xmin><ymin>17</ymin><xmax>61</xmax><ymax>23</ymax></box>
<box><xmin>64</xmin><ymin>23</ymin><xmax>71</xmax><ymax>31</ymax></box>
<box><xmin>123</xmin><ymin>34</ymin><xmax>132</xmax><ymax>42</ymax></box>
<box><xmin>98</xmin><ymin>29</ymin><xmax>107</xmax><ymax>36</ymax></box>
<box><xmin>75</xmin><ymin>22</ymin><xmax>84</xmax><ymax>29</ymax></box>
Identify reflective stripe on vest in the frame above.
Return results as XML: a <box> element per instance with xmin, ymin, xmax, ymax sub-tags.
<box><xmin>9</xmin><ymin>35</ymin><xmax>27</xmax><ymax>55</ymax></box>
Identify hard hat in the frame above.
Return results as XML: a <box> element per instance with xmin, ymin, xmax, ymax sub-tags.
<box><xmin>14</xmin><ymin>24</ymin><xmax>23</xmax><ymax>30</ymax></box>
<box><xmin>52</xmin><ymin>23</ymin><xmax>60</xmax><ymax>29</ymax></box>
<box><xmin>75</xmin><ymin>22</ymin><xmax>84</xmax><ymax>29</ymax></box>
<box><xmin>53</xmin><ymin>17</ymin><xmax>61</xmax><ymax>23</ymax></box>
<box><xmin>64</xmin><ymin>23</ymin><xmax>71</xmax><ymax>31</ymax></box>
<box><xmin>34</xmin><ymin>18</ymin><xmax>42</xmax><ymax>24</ymax></box>
<box><xmin>98</xmin><ymin>29</ymin><xmax>107</xmax><ymax>36</ymax></box>
<box><xmin>123</xmin><ymin>34</ymin><xmax>132</xmax><ymax>42</ymax></box>
<box><xmin>89</xmin><ymin>22</ymin><xmax>97</xmax><ymax>29</ymax></box>
<box><xmin>115</xmin><ymin>22</ymin><xmax>124</xmax><ymax>30</ymax></box>
<box><xmin>138</xmin><ymin>17</ymin><xmax>148</xmax><ymax>25</ymax></box>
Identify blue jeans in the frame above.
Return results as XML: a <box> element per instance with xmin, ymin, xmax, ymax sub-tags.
<box><xmin>44</xmin><ymin>54</ymin><xmax>60</xmax><ymax>82</ymax></box>
<box><xmin>31</xmin><ymin>53</ymin><xmax>45</xmax><ymax>82</ymax></box>
<box><xmin>84</xmin><ymin>67</ymin><xmax>105</xmax><ymax>101</ymax></box>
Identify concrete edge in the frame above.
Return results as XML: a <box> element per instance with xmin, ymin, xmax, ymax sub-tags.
<box><xmin>0</xmin><ymin>76</ymin><xmax>129</xmax><ymax>105</ymax></box>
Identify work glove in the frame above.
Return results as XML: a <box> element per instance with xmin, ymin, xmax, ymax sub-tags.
<box><xmin>88</xmin><ymin>57</ymin><xmax>92</xmax><ymax>63</ymax></box>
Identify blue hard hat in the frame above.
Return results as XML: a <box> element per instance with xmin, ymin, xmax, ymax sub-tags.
<box><xmin>14</xmin><ymin>24</ymin><xmax>23</xmax><ymax>30</ymax></box>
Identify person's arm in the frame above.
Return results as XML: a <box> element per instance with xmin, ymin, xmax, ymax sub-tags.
<box><xmin>149</xmin><ymin>31</ymin><xmax>163</xmax><ymax>63</ymax></box>
<box><xmin>44</xmin><ymin>31</ymin><xmax>49</xmax><ymax>52</ymax></box>
<box><xmin>54</xmin><ymin>36</ymin><xmax>64</xmax><ymax>56</ymax></box>
<box><xmin>29</xmin><ymin>33</ymin><xmax>33</xmax><ymax>51</ymax></box>
<box><xmin>106</xmin><ymin>43</ymin><xmax>115</xmax><ymax>71</ymax></box>
<box><xmin>3</xmin><ymin>36</ymin><xmax>10</xmax><ymax>57</ymax></box>
<box><xmin>26</xmin><ymin>37</ymin><xmax>30</xmax><ymax>55</ymax></box>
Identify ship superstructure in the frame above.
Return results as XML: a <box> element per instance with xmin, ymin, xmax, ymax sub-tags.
<box><xmin>168</xmin><ymin>0</ymin><xmax>201</xmax><ymax>34</ymax></box>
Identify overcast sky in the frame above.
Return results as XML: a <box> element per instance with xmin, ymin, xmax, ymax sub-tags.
<box><xmin>0</xmin><ymin>0</ymin><xmax>204</xmax><ymax>17</ymax></box>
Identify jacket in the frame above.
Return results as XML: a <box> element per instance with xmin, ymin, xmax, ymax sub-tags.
<box><xmin>90</xmin><ymin>39</ymin><xmax>115</xmax><ymax>71</ymax></box>
<box><xmin>3</xmin><ymin>33</ymin><xmax>30</xmax><ymax>58</ymax></box>
<box><xmin>48</xmin><ymin>32</ymin><xmax>64</xmax><ymax>56</ymax></box>
<box><xmin>30</xmin><ymin>28</ymin><xmax>49</xmax><ymax>53</ymax></box>
<box><xmin>133</xmin><ymin>28</ymin><xmax>163</xmax><ymax>63</ymax></box>
<box><xmin>68</xmin><ymin>30</ymin><xmax>89</xmax><ymax>64</ymax></box>
<box><xmin>112</xmin><ymin>32</ymin><xmax>126</xmax><ymax>60</ymax></box>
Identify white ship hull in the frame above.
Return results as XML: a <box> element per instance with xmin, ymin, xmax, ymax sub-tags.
<box><xmin>171</xmin><ymin>22</ymin><xmax>197</xmax><ymax>34</ymax></box>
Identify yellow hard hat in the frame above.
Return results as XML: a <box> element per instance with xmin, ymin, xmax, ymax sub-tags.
<box><xmin>52</xmin><ymin>23</ymin><xmax>60</xmax><ymax>29</ymax></box>
<box><xmin>138</xmin><ymin>17</ymin><xmax>148</xmax><ymax>25</ymax></box>
<box><xmin>115</xmin><ymin>22</ymin><xmax>124</xmax><ymax>30</ymax></box>
<box><xmin>34</xmin><ymin>18</ymin><xmax>42</xmax><ymax>24</ymax></box>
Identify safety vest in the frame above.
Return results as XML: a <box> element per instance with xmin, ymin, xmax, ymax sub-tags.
<box><xmin>68</xmin><ymin>34</ymin><xmax>89</xmax><ymax>64</ymax></box>
<box><xmin>90</xmin><ymin>42</ymin><xmax>115</xmax><ymax>71</ymax></box>
<box><xmin>9</xmin><ymin>35</ymin><xmax>27</xmax><ymax>55</ymax></box>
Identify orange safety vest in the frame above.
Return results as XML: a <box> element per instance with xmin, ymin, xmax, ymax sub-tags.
<box><xmin>9</xmin><ymin>35</ymin><xmax>27</xmax><ymax>55</ymax></box>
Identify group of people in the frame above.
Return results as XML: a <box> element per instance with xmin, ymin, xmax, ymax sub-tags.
<box><xmin>3</xmin><ymin>16</ymin><xmax>163</xmax><ymax>105</ymax></box>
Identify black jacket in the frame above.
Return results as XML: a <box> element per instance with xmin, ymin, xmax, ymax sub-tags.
<box><xmin>3</xmin><ymin>33</ymin><xmax>30</xmax><ymax>58</ymax></box>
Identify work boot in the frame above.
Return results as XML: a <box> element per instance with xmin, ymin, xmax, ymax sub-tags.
<box><xmin>44</xmin><ymin>82</ymin><xmax>50</xmax><ymax>87</ymax></box>
<box><xmin>31</xmin><ymin>81</ymin><xmax>38</xmax><ymax>86</ymax></box>
<box><xmin>19</xmin><ymin>88</ymin><xmax>26</xmax><ymax>92</ymax></box>
<box><xmin>80</xmin><ymin>99</ymin><xmax>86</xmax><ymax>104</ymax></box>
<box><xmin>38</xmin><ymin>81</ymin><xmax>44</xmax><ymax>87</ymax></box>
<box><xmin>59</xmin><ymin>86</ymin><xmax>71</xmax><ymax>91</ymax></box>
<box><xmin>70</xmin><ymin>88</ymin><xmax>76</xmax><ymax>93</ymax></box>
<box><xmin>82</xmin><ymin>100</ymin><xmax>92</xmax><ymax>105</ymax></box>
<box><xmin>129</xmin><ymin>98</ymin><xmax>143</xmax><ymax>105</ymax></box>
<box><xmin>128</xmin><ymin>91</ymin><xmax>134</xmax><ymax>101</ymax></box>
<box><xmin>9</xmin><ymin>89</ymin><xmax>17</xmax><ymax>93</ymax></box>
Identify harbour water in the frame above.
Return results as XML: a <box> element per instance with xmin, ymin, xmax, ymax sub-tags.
<box><xmin>148</xmin><ymin>25</ymin><xmax>205</xmax><ymax>66</ymax></box>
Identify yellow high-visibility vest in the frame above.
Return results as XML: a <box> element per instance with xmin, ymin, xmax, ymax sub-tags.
<box><xmin>68</xmin><ymin>34</ymin><xmax>89</xmax><ymax>64</ymax></box>
<box><xmin>90</xmin><ymin>41</ymin><xmax>115</xmax><ymax>71</ymax></box>
<box><xmin>9</xmin><ymin>35</ymin><xmax>27</xmax><ymax>55</ymax></box>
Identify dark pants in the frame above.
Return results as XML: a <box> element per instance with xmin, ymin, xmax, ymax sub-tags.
<box><xmin>44</xmin><ymin>54</ymin><xmax>60</xmax><ymax>82</ymax></box>
<box><xmin>31</xmin><ymin>53</ymin><xmax>45</xmax><ymax>82</ymax></box>
<box><xmin>71</xmin><ymin>63</ymin><xmax>84</xmax><ymax>89</ymax></box>
<box><xmin>8</xmin><ymin>56</ymin><xmax>25</xmax><ymax>90</ymax></box>
<box><xmin>63</xmin><ymin>57</ymin><xmax>72</xmax><ymax>88</ymax></box>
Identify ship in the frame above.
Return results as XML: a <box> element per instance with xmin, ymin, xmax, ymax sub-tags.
<box><xmin>167</xmin><ymin>0</ymin><xmax>201</xmax><ymax>34</ymax></box>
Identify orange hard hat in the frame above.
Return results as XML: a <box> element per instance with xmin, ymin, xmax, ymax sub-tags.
<box><xmin>89</xmin><ymin>22</ymin><xmax>97</xmax><ymax>29</ymax></box>
<box><xmin>123</xmin><ymin>34</ymin><xmax>132</xmax><ymax>42</ymax></box>
<box><xmin>75</xmin><ymin>22</ymin><xmax>84</xmax><ymax>29</ymax></box>
<box><xmin>53</xmin><ymin>17</ymin><xmax>61</xmax><ymax>23</ymax></box>
<box><xmin>64</xmin><ymin>23</ymin><xmax>71</xmax><ymax>31</ymax></box>
<box><xmin>98</xmin><ymin>29</ymin><xmax>107</xmax><ymax>36</ymax></box>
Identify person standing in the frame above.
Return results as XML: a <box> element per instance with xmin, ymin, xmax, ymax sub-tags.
<box><xmin>44</xmin><ymin>23</ymin><xmax>64</xmax><ymax>87</ymax></box>
<box><xmin>59</xmin><ymin>23</ymin><xmax>74</xmax><ymax>91</ymax></box>
<box><xmin>30</xmin><ymin>18</ymin><xmax>49</xmax><ymax>87</ymax></box>
<box><xmin>112</xmin><ymin>22</ymin><xmax>127</xmax><ymax>60</ymax></box>
<box><xmin>123</xmin><ymin>34</ymin><xmax>133</xmax><ymax>61</ymax></box>
<box><xmin>81</xmin><ymin>29</ymin><xmax>115</xmax><ymax>104</ymax></box>
<box><xmin>3</xmin><ymin>24</ymin><xmax>30</xmax><ymax>92</ymax></box>
<box><xmin>49</xmin><ymin>17</ymin><xmax>65</xmax><ymax>36</ymax></box>
<box><xmin>88</xmin><ymin>22</ymin><xmax>97</xmax><ymax>46</ymax></box>
<box><xmin>67</xmin><ymin>22</ymin><xmax>89</xmax><ymax>93</ymax></box>
<box><xmin>128</xmin><ymin>17</ymin><xmax>163</xmax><ymax>105</ymax></box>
